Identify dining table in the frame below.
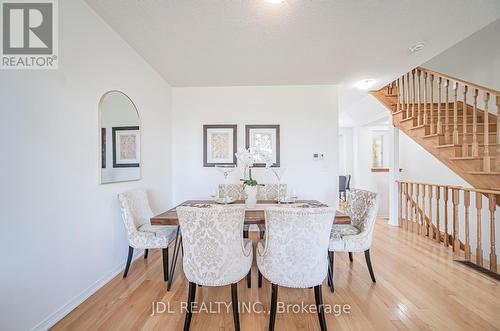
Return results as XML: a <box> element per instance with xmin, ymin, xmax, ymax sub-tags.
<box><xmin>150</xmin><ymin>199</ymin><xmax>350</xmax><ymax>290</ymax></box>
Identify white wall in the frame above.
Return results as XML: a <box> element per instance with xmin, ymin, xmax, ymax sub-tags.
<box><xmin>424</xmin><ymin>18</ymin><xmax>500</xmax><ymax>91</ymax></box>
<box><xmin>172</xmin><ymin>86</ymin><xmax>339</xmax><ymax>207</ymax></box>
<box><xmin>0</xmin><ymin>1</ymin><xmax>173</xmax><ymax>330</ymax></box>
<box><xmin>352</xmin><ymin>125</ymin><xmax>391</xmax><ymax>217</ymax></box>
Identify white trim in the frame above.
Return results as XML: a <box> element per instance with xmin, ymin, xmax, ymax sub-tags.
<box><xmin>388</xmin><ymin>126</ymin><xmax>400</xmax><ymax>227</ymax></box>
<box><xmin>31</xmin><ymin>249</ymin><xmax>145</xmax><ymax>331</ymax></box>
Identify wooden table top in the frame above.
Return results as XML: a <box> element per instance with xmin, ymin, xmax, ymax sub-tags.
<box><xmin>150</xmin><ymin>200</ymin><xmax>350</xmax><ymax>226</ymax></box>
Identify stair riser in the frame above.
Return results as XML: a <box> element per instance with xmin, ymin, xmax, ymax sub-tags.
<box><xmin>436</xmin><ymin>134</ymin><xmax>498</xmax><ymax>145</ymax></box>
<box><xmin>459</xmin><ymin>146</ymin><xmax>498</xmax><ymax>157</ymax></box>
<box><xmin>450</xmin><ymin>158</ymin><xmax>496</xmax><ymax>170</ymax></box>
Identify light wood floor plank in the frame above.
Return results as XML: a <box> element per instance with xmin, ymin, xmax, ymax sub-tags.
<box><xmin>52</xmin><ymin>220</ymin><xmax>500</xmax><ymax>331</ymax></box>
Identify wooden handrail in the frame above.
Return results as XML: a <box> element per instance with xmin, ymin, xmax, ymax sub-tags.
<box><xmin>418</xmin><ymin>67</ymin><xmax>500</xmax><ymax>96</ymax></box>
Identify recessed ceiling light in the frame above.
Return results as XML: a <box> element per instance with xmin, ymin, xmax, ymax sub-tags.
<box><xmin>266</xmin><ymin>0</ymin><xmax>285</xmax><ymax>4</ymax></box>
<box><xmin>409</xmin><ymin>42</ymin><xmax>425</xmax><ymax>53</ymax></box>
<box><xmin>355</xmin><ymin>79</ymin><xmax>376</xmax><ymax>90</ymax></box>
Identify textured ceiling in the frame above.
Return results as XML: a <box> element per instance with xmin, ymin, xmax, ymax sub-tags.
<box><xmin>85</xmin><ymin>0</ymin><xmax>500</xmax><ymax>87</ymax></box>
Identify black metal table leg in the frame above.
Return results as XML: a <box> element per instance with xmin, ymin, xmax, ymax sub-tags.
<box><xmin>167</xmin><ymin>226</ymin><xmax>182</xmax><ymax>291</ymax></box>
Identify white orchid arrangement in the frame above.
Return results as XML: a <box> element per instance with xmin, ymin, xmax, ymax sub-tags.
<box><xmin>235</xmin><ymin>148</ymin><xmax>273</xmax><ymax>186</ymax></box>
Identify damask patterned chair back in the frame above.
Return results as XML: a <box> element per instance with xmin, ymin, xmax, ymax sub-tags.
<box><xmin>257</xmin><ymin>207</ymin><xmax>335</xmax><ymax>288</ymax></box>
<box><xmin>118</xmin><ymin>190</ymin><xmax>153</xmax><ymax>238</ymax></box>
<box><xmin>218</xmin><ymin>183</ymin><xmax>287</xmax><ymax>200</ymax></box>
<box><xmin>218</xmin><ymin>184</ymin><xmax>245</xmax><ymax>200</ymax></box>
<box><xmin>176</xmin><ymin>205</ymin><xmax>253</xmax><ymax>286</ymax></box>
<box><xmin>346</xmin><ymin>189</ymin><xmax>378</xmax><ymax>235</ymax></box>
<box><xmin>257</xmin><ymin>184</ymin><xmax>287</xmax><ymax>200</ymax></box>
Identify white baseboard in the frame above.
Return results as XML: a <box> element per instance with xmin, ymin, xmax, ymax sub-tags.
<box><xmin>31</xmin><ymin>249</ymin><xmax>145</xmax><ymax>331</ymax></box>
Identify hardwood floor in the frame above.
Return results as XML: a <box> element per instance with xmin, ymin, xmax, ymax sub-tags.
<box><xmin>52</xmin><ymin>220</ymin><xmax>500</xmax><ymax>330</ymax></box>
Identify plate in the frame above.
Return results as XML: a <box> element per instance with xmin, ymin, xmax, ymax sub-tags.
<box><xmin>214</xmin><ymin>197</ymin><xmax>236</xmax><ymax>204</ymax></box>
<box><xmin>277</xmin><ymin>197</ymin><xmax>296</xmax><ymax>204</ymax></box>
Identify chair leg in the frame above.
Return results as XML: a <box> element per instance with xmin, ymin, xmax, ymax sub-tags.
<box><xmin>243</xmin><ymin>229</ymin><xmax>249</xmax><ymax>239</ymax></box>
<box><xmin>314</xmin><ymin>285</ymin><xmax>328</xmax><ymax>331</ymax></box>
<box><xmin>144</xmin><ymin>249</ymin><xmax>149</xmax><ymax>259</ymax></box>
<box><xmin>328</xmin><ymin>251</ymin><xmax>334</xmax><ymax>292</ymax></box>
<box><xmin>364</xmin><ymin>249</ymin><xmax>376</xmax><ymax>283</ymax></box>
<box><xmin>183</xmin><ymin>282</ymin><xmax>196</xmax><ymax>331</ymax></box>
<box><xmin>123</xmin><ymin>246</ymin><xmax>134</xmax><ymax>278</ymax></box>
<box><xmin>162</xmin><ymin>247</ymin><xmax>169</xmax><ymax>282</ymax></box>
<box><xmin>258</xmin><ymin>229</ymin><xmax>264</xmax><ymax>288</ymax></box>
<box><xmin>231</xmin><ymin>283</ymin><xmax>240</xmax><ymax>331</ymax></box>
<box><xmin>348</xmin><ymin>252</ymin><xmax>353</xmax><ymax>262</ymax></box>
<box><xmin>269</xmin><ymin>283</ymin><xmax>278</xmax><ymax>331</ymax></box>
<box><xmin>246</xmin><ymin>270</ymin><xmax>251</xmax><ymax>288</ymax></box>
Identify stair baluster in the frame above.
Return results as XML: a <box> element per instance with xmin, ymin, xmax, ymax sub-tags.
<box><xmin>462</xmin><ymin>85</ymin><xmax>469</xmax><ymax>156</ymax></box>
<box><xmin>435</xmin><ymin>186</ymin><xmax>441</xmax><ymax>243</ymax></box>
<box><xmin>483</xmin><ymin>92</ymin><xmax>491</xmax><ymax>172</ymax></box>
<box><xmin>453</xmin><ymin>82</ymin><xmax>459</xmax><ymax>145</ymax></box>
<box><xmin>444</xmin><ymin>186</ymin><xmax>449</xmax><ymax>246</ymax></box>
<box><xmin>471</xmin><ymin>89</ymin><xmax>479</xmax><ymax>157</ymax></box>
<box><xmin>406</xmin><ymin>72</ymin><xmax>411</xmax><ymax>119</ymax></box>
<box><xmin>476</xmin><ymin>192</ymin><xmax>483</xmax><ymax>267</ymax></box>
<box><xmin>437</xmin><ymin>77</ymin><xmax>443</xmax><ymax>135</ymax></box>
<box><xmin>421</xmin><ymin>183</ymin><xmax>426</xmax><ymax>237</ymax></box>
<box><xmin>428</xmin><ymin>184</ymin><xmax>433</xmax><ymax>239</ymax></box>
<box><xmin>406</xmin><ymin>183</ymin><xmax>411</xmax><ymax>231</ymax></box>
<box><xmin>417</xmin><ymin>70</ymin><xmax>422</xmax><ymax>126</ymax></box>
<box><xmin>398</xmin><ymin>181</ymin><xmax>403</xmax><ymax>227</ymax></box>
<box><xmin>464</xmin><ymin>190</ymin><xmax>471</xmax><ymax>261</ymax></box>
<box><xmin>445</xmin><ymin>80</ymin><xmax>450</xmax><ymax>143</ymax></box>
<box><xmin>396</xmin><ymin>78</ymin><xmax>400</xmax><ymax>114</ymax></box>
<box><xmin>452</xmin><ymin>188</ymin><xmax>460</xmax><ymax>253</ymax></box>
<box><xmin>430</xmin><ymin>74</ymin><xmax>435</xmax><ymax>134</ymax></box>
<box><xmin>488</xmin><ymin>194</ymin><xmax>497</xmax><ymax>272</ymax></box>
<box><xmin>423</xmin><ymin>72</ymin><xmax>428</xmax><ymax>126</ymax></box>
<box><xmin>496</xmin><ymin>96</ymin><xmax>500</xmax><ymax>171</ymax></box>
<box><xmin>412</xmin><ymin>70</ymin><xmax>416</xmax><ymax>119</ymax></box>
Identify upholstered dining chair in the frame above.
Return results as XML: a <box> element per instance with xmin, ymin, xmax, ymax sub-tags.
<box><xmin>118</xmin><ymin>190</ymin><xmax>177</xmax><ymax>281</ymax></box>
<box><xmin>176</xmin><ymin>205</ymin><xmax>252</xmax><ymax>331</ymax></box>
<box><xmin>257</xmin><ymin>206</ymin><xmax>336</xmax><ymax>331</ymax></box>
<box><xmin>328</xmin><ymin>189</ymin><xmax>378</xmax><ymax>292</ymax></box>
<box><xmin>218</xmin><ymin>183</ymin><xmax>287</xmax><ymax>237</ymax></box>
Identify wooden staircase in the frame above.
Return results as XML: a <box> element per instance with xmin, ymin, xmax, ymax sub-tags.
<box><xmin>372</xmin><ymin>67</ymin><xmax>500</xmax><ymax>190</ymax></box>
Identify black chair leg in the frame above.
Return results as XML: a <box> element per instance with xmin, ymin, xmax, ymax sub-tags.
<box><xmin>231</xmin><ymin>283</ymin><xmax>240</xmax><ymax>331</ymax></box>
<box><xmin>328</xmin><ymin>251</ymin><xmax>334</xmax><ymax>292</ymax></box>
<box><xmin>314</xmin><ymin>285</ymin><xmax>328</xmax><ymax>331</ymax></box>
<box><xmin>162</xmin><ymin>247</ymin><xmax>169</xmax><ymax>282</ymax></box>
<box><xmin>348</xmin><ymin>252</ymin><xmax>353</xmax><ymax>262</ymax></box>
<box><xmin>246</xmin><ymin>270</ymin><xmax>252</xmax><ymax>288</ymax></box>
<box><xmin>364</xmin><ymin>249</ymin><xmax>376</xmax><ymax>283</ymax></box>
<box><xmin>269</xmin><ymin>283</ymin><xmax>278</xmax><ymax>331</ymax></box>
<box><xmin>183</xmin><ymin>282</ymin><xmax>196</xmax><ymax>331</ymax></box>
<box><xmin>258</xmin><ymin>270</ymin><xmax>262</xmax><ymax>288</ymax></box>
<box><xmin>144</xmin><ymin>249</ymin><xmax>149</xmax><ymax>259</ymax></box>
<box><xmin>123</xmin><ymin>246</ymin><xmax>134</xmax><ymax>278</ymax></box>
<box><xmin>243</xmin><ymin>229</ymin><xmax>249</xmax><ymax>239</ymax></box>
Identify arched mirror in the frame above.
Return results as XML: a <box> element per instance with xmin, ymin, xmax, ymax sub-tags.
<box><xmin>99</xmin><ymin>91</ymin><xmax>141</xmax><ymax>184</ymax></box>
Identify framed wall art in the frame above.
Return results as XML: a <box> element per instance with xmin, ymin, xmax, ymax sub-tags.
<box><xmin>245</xmin><ymin>124</ymin><xmax>280</xmax><ymax>167</ymax></box>
<box><xmin>203</xmin><ymin>124</ymin><xmax>237</xmax><ymax>167</ymax></box>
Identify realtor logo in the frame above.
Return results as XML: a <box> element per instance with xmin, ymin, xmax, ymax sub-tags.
<box><xmin>1</xmin><ymin>0</ymin><xmax>58</xmax><ymax>69</ymax></box>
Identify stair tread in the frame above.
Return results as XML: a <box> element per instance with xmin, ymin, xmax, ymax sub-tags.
<box><xmin>469</xmin><ymin>171</ymin><xmax>500</xmax><ymax>175</ymax></box>
<box><xmin>449</xmin><ymin>156</ymin><xmax>496</xmax><ymax>160</ymax></box>
<box><xmin>435</xmin><ymin>144</ymin><xmax>461</xmax><ymax>149</ymax></box>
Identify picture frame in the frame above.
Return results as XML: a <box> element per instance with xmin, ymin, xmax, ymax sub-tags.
<box><xmin>112</xmin><ymin>126</ymin><xmax>140</xmax><ymax>168</ymax></box>
<box><xmin>245</xmin><ymin>124</ymin><xmax>280</xmax><ymax>167</ymax></box>
<box><xmin>203</xmin><ymin>124</ymin><xmax>237</xmax><ymax>167</ymax></box>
